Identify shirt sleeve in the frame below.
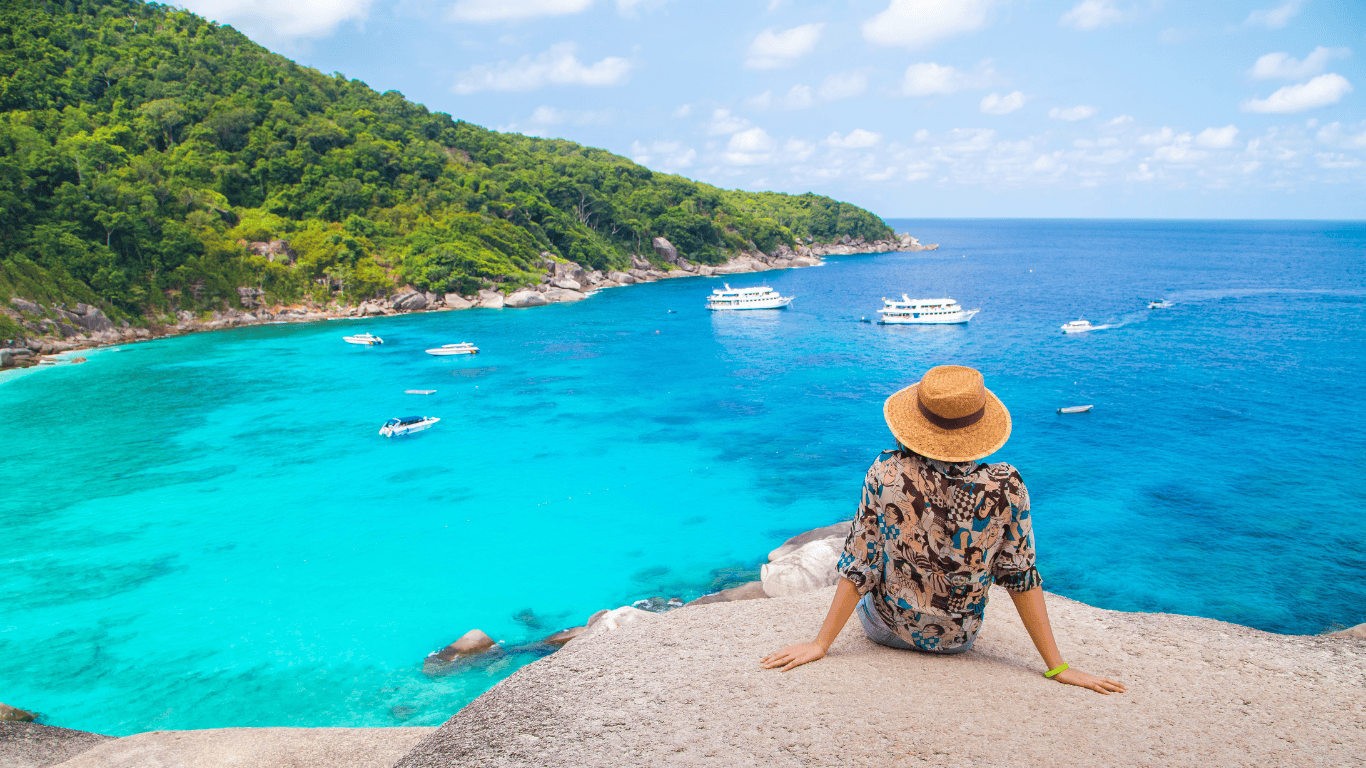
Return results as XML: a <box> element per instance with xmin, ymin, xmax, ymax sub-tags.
<box><xmin>836</xmin><ymin>459</ymin><xmax>886</xmax><ymax>597</ymax></box>
<box><xmin>991</xmin><ymin>468</ymin><xmax>1043</xmax><ymax>593</ymax></box>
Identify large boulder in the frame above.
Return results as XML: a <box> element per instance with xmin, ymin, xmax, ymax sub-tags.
<box><xmin>552</xmin><ymin>278</ymin><xmax>582</xmax><ymax>291</ymax></box>
<box><xmin>607</xmin><ymin>271</ymin><xmax>636</xmax><ymax>285</ymax></box>
<box><xmin>0</xmin><ymin>702</ymin><xmax>35</xmax><ymax>722</ymax></box>
<box><xmin>541</xmin><ymin>626</ymin><xmax>586</xmax><ymax>646</ymax></box>
<box><xmin>74</xmin><ymin>307</ymin><xmax>114</xmax><ymax>332</ymax></box>
<box><xmin>443</xmin><ymin>294</ymin><xmax>473</xmax><ymax>310</ymax></box>
<box><xmin>476</xmin><ymin>290</ymin><xmax>505</xmax><ymax>309</ymax></box>
<box><xmin>543</xmin><ymin>288</ymin><xmax>587</xmax><ymax>303</ymax></box>
<box><xmin>627</xmin><ymin>268</ymin><xmax>651</xmax><ymax>281</ymax></box>
<box><xmin>392</xmin><ymin>291</ymin><xmax>429</xmax><ymax>311</ymax></box>
<box><xmin>10</xmin><ymin>297</ymin><xmax>40</xmax><ymax>314</ymax></box>
<box><xmin>760</xmin><ymin>538</ymin><xmax>843</xmax><ymax>598</ymax></box>
<box><xmin>423</xmin><ymin>629</ymin><xmax>502</xmax><ymax>676</ymax></box>
<box><xmin>652</xmin><ymin>237</ymin><xmax>678</xmax><ymax>263</ymax></box>
<box><xmin>768</xmin><ymin>522</ymin><xmax>849</xmax><ymax>562</ymax></box>
<box><xmin>504</xmin><ymin>290</ymin><xmax>549</xmax><ymax>308</ymax></box>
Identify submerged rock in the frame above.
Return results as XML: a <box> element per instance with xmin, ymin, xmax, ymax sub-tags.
<box><xmin>424</xmin><ymin>629</ymin><xmax>503</xmax><ymax>676</ymax></box>
<box><xmin>541</xmin><ymin>626</ymin><xmax>585</xmax><ymax>646</ymax></box>
<box><xmin>0</xmin><ymin>702</ymin><xmax>35</xmax><ymax>722</ymax></box>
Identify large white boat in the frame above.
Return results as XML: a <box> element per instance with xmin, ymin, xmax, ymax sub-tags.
<box><xmin>344</xmin><ymin>333</ymin><xmax>383</xmax><ymax>346</ymax></box>
<box><xmin>425</xmin><ymin>342</ymin><xmax>479</xmax><ymax>356</ymax></box>
<box><xmin>379</xmin><ymin>415</ymin><xmax>440</xmax><ymax>437</ymax></box>
<box><xmin>877</xmin><ymin>296</ymin><xmax>979</xmax><ymax>325</ymax></box>
<box><xmin>706</xmin><ymin>284</ymin><xmax>793</xmax><ymax>311</ymax></box>
<box><xmin>1061</xmin><ymin>319</ymin><xmax>1109</xmax><ymax>334</ymax></box>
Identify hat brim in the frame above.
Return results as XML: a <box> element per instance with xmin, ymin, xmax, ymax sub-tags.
<box><xmin>883</xmin><ymin>383</ymin><xmax>1012</xmax><ymax>463</ymax></box>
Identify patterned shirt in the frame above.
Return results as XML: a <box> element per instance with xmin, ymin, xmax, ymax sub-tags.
<box><xmin>837</xmin><ymin>449</ymin><xmax>1042</xmax><ymax>649</ymax></box>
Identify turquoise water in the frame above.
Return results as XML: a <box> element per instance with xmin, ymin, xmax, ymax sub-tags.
<box><xmin>2</xmin><ymin>219</ymin><xmax>1364</xmax><ymax>735</ymax></box>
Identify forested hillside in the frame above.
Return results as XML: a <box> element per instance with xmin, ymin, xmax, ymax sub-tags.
<box><xmin>0</xmin><ymin>0</ymin><xmax>893</xmax><ymax>338</ymax></box>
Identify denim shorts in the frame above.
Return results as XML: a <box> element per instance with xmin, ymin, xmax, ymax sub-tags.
<box><xmin>856</xmin><ymin>593</ymin><xmax>978</xmax><ymax>655</ymax></box>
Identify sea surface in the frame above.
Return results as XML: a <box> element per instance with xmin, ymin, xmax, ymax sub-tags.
<box><xmin>2</xmin><ymin>219</ymin><xmax>1364</xmax><ymax>735</ymax></box>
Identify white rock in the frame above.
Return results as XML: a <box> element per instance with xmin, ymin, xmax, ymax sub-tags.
<box><xmin>505</xmin><ymin>290</ymin><xmax>550</xmax><ymax>308</ymax></box>
<box><xmin>477</xmin><ymin>290</ymin><xmax>505</xmax><ymax>309</ymax></box>
<box><xmin>568</xmin><ymin>606</ymin><xmax>658</xmax><ymax>647</ymax></box>
<box><xmin>543</xmin><ymin>288</ymin><xmax>588</xmax><ymax>303</ymax></box>
<box><xmin>760</xmin><ymin>538</ymin><xmax>843</xmax><ymax>598</ymax></box>
<box><xmin>768</xmin><ymin>522</ymin><xmax>849</xmax><ymax>562</ymax></box>
<box><xmin>607</xmin><ymin>271</ymin><xmax>636</xmax><ymax>285</ymax></box>
<box><xmin>552</xmin><ymin>278</ymin><xmax>582</xmax><ymax>291</ymax></box>
<box><xmin>444</xmin><ymin>294</ymin><xmax>473</xmax><ymax>310</ymax></box>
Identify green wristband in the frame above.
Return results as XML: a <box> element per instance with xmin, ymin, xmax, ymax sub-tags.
<box><xmin>1044</xmin><ymin>662</ymin><xmax>1069</xmax><ymax>678</ymax></box>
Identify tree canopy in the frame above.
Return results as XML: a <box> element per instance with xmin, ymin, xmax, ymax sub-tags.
<box><xmin>0</xmin><ymin>0</ymin><xmax>893</xmax><ymax>338</ymax></box>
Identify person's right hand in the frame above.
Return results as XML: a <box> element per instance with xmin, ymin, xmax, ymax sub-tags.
<box><xmin>1052</xmin><ymin>667</ymin><xmax>1127</xmax><ymax>694</ymax></box>
<box><xmin>760</xmin><ymin>642</ymin><xmax>827</xmax><ymax>672</ymax></box>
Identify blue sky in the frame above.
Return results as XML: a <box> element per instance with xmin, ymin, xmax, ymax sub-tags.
<box><xmin>179</xmin><ymin>0</ymin><xmax>1365</xmax><ymax>219</ymax></box>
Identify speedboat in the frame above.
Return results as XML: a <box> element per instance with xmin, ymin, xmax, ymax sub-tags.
<box><xmin>1061</xmin><ymin>320</ymin><xmax>1105</xmax><ymax>334</ymax></box>
<box><xmin>1147</xmin><ymin>300</ymin><xmax>1172</xmax><ymax>309</ymax></box>
<box><xmin>379</xmin><ymin>416</ymin><xmax>440</xmax><ymax>437</ymax></box>
<box><xmin>706</xmin><ymin>284</ymin><xmax>793</xmax><ymax>310</ymax></box>
<box><xmin>344</xmin><ymin>333</ymin><xmax>383</xmax><ymax>345</ymax></box>
<box><xmin>425</xmin><ymin>343</ymin><xmax>479</xmax><ymax>356</ymax></box>
<box><xmin>1058</xmin><ymin>405</ymin><xmax>1093</xmax><ymax>414</ymax></box>
<box><xmin>878</xmin><ymin>295</ymin><xmax>979</xmax><ymax>325</ymax></box>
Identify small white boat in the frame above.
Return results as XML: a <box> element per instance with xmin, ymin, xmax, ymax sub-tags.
<box><xmin>405</xmin><ymin>389</ymin><xmax>437</xmax><ymax>395</ymax></box>
<box><xmin>706</xmin><ymin>284</ymin><xmax>793</xmax><ymax>310</ymax></box>
<box><xmin>1147</xmin><ymin>300</ymin><xmax>1172</xmax><ymax>309</ymax></box>
<box><xmin>1061</xmin><ymin>320</ymin><xmax>1107</xmax><ymax>334</ymax></box>
<box><xmin>1058</xmin><ymin>405</ymin><xmax>1093</xmax><ymax>414</ymax></box>
<box><xmin>344</xmin><ymin>333</ymin><xmax>384</xmax><ymax>346</ymax></box>
<box><xmin>878</xmin><ymin>295</ymin><xmax>979</xmax><ymax>325</ymax></box>
<box><xmin>425</xmin><ymin>343</ymin><xmax>479</xmax><ymax>356</ymax></box>
<box><xmin>379</xmin><ymin>415</ymin><xmax>440</xmax><ymax>437</ymax></box>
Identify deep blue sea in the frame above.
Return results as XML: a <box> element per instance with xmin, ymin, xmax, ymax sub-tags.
<box><xmin>2</xmin><ymin>219</ymin><xmax>1364</xmax><ymax>735</ymax></box>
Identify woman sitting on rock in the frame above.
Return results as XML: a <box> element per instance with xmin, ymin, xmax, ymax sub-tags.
<box><xmin>761</xmin><ymin>365</ymin><xmax>1126</xmax><ymax>695</ymax></box>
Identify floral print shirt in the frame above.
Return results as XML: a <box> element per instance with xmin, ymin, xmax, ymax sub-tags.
<box><xmin>837</xmin><ymin>449</ymin><xmax>1042</xmax><ymax>644</ymax></box>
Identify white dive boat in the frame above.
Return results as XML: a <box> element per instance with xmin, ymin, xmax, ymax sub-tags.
<box><xmin>1058</xmin><ymin>405</ymin><xmax>1094</xmax><ymax>414</ymax></box>
<box><xmin>1060</xmin><ymin>319</ymin><xmax>1107</xmax><ymax>334</ymax></box>
<box><xmin>706</xmin><ymin>284</ymin><xmax>793</xmax><ymax>310</ymax></box>
<box><xmin>344</xmin><ymin>332</ymin><xmax>383</xmax><ymax>346</ymax></box>
<box><xmin>379</xmin><ymin>415</ymin><xmax>440</xmax><ymax>437</ymax></box>
<box><xmin>425</xmin><ymin>342</ymin><xmax>479</xmax><ymax>356</ymax></box>
<box><xmin>877</xmin><ymin>296</ymin><xmax>979</xmax><ymax>325</ymax></box>
<box><xmin>1147</xmin><ymin>300</ymin><xmax>1173</xmax><ymax>309</ymax></box>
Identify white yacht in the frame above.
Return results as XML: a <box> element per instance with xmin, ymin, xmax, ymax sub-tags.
<box><xmin>706</xmin><ymin>284</ymin><xmax>793</xmax><ymax>310</ymax></box>
<box><xmin>1147</xmin><ymin>300</ymin><xmax>1173</xmax><ymax>309</ymax></box>
<box><xmin>877</xmin><ymin>296</ymin><xmax>979</xmax><ymax>325</ymax></box>
<box><xmin>425</xmin><ymin>342</ymin><xmax>479</xmax><ymax>356</ymax></box>
<box><xmin>1061</xmin><ymin>319</ymin><xmax>1109</xmax><ymax>334</ymax></box>
<box><xmin>344</xmin><ymin>332</ymin><xmax>383</xmax><ymax>346</ymax></box>
<box><xmin>379</xmin><ymin>415</ymin><xmax>440</xmax><ymax>437</ymax></box>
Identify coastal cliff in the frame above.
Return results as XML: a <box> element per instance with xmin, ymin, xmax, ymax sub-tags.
<box><xmin>1</xmin><ymin>233</ymin><xmax>933</xmax><ymax>369</ymax></box>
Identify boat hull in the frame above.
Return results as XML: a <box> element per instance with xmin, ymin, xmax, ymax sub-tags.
<box><xmin>425</xmin><ymin>349</ymin><xmax>478</xmax><ymax>356</ymax></box>
<box><xmin>879</xmin><ymin>309</ymin><xmax>979</xmax><ymax>325</ymax></box>
<box><xmin>706</xmin><ymin>297</ymin><xmax>793</xmax><ymax>310</ymax></box>
<box><xmin>379</xmin><ymin>418</ymin><xmax>440</xmax><ymax>437</ymax></box>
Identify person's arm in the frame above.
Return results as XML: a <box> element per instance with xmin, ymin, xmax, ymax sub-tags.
<box><xmin>1009</xmin><ymin>587</ymin><xmax>1126</xmax><ymax>694</ymax></box>
<box><xmin>760</xmin><ymin>577</ymin><xmax>861</xmax><ymax>671</ymax></box>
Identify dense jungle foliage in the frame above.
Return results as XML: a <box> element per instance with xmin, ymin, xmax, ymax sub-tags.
<box><xmin>0</xmin><ymin>0</ymin><xmax>893</xmax><ymax>336</ymax></box>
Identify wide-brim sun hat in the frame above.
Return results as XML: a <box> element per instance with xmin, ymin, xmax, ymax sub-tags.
<box><xmin>883</xmin><ymin>365</ymin><xmax>1011</xmax><ymax>463</ymax></box>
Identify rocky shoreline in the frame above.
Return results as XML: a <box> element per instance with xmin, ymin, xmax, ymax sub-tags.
<box><xmin>0</xmin><ymin>234</ymin><xmax>934</xmax><ymax>371</ymax></box>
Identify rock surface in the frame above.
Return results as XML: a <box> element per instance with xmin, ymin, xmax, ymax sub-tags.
<box><xmin>48</xmin><ymin>727</ymin><xmax>433</xmax><ymax>768</ymax></box>
<box><xmin>1329</xmin><ymin>621</ymin><xmax>1366</xmax><ymax>638</ymax></box>
<box><xmin>504</xmin><ymin>290</ymin><xmax>550</xmax><ymax>308</ymax></box>
<box><xmin>442</xmin><ymin>293</ymin><xmax>473</xmax><ymax>310</ymax></box>
<box><xmin>0</xmin><ymin>722</ymin><xmax>111</xmax><ymax>768</ymax></box>
<box><xmin>685</xmin><ymin>580</ymin><xmax>769</xmax><ymax>606</ymax></box>
<box><xmin>767</xmin><ymin>521</ymin><xmax>850</xmax><ymax>562</ymax></box>
<box><xmin>760</xmin><ymin>537</ymin><xmax>844</xmax><ymax>597</ymax></box>
<box><xmin>395</xmin><ymin>587</ymin><xmax>1366</xmax><ymax>768</ymax></box>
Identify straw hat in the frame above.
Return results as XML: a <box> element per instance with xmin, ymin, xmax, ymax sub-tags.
<box><xmin>883</xmin><ymin>365</ymin><xmax>1011</xmax><ymax>462</ymax></box>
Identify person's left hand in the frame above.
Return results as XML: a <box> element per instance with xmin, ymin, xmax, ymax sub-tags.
<box><xmin>760</xmin><ymin>642</ymin><xmax>826</xmax><ymax>671</ymax></box>
<box><xmin>1052</xmin><ymin>667</ymin><xmax>1127</xmax><ymax>694</ymax></box>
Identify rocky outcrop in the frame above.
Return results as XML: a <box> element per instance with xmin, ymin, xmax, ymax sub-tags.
<box><xmin>239</xmin><ymin>239</ymin><xmax>295</xmax><ymax>263</ymax></box>
<box><xmin>424</xmin><ymin>629</ymin><xmax>502</xmax><ymax>676</ymax></box>
<box><xmin>0</xmin><ymin>722</ymin><xmax>115</xmax><ymax>768</ymax></box>
<box><xmin>476</xmin><ymin>290</ymin><xmax>505</xmax><ymax>309</ymax></box>
<box><xmin>760</xmin><ymin>537</ymin><xmax>844</xmax><ymax>598</ymax></box>
<box><xmin>541</xmin><ymin>627</ymin><xmax>586</xmax><ymax>646</ymax></box>
<box><xmin>0</xmin><ymin>703</ymin><xmax>35</xmax><ymax>722</ymax></box>
<box><xmin>567</xmin><ymin>606</ymin><xmax>658</xmax><ymax>648</ymax></box>
<box><xmin>651</xmin><ymin>237</ymin><xmax>678</xmax><ymax>264</ymax></box>
<box><xmin>443</xmin><ymin>294</ymin><xmax>473</xmax><ymax>310</ymax></box>
<box><xmin>505</xmin><ymin>290</ymin><xmax>550</xmax><ymax>308</ymax></box>
<box><xmin>392</xmin><ymin>290</ymin><xmax>429</xmax><ymax>311</ymax></box>
<box><xmin>768</xmin><ymin>522</ymin><xmax>849</xmax><ymax>562</ymax></box>
<box><xmin>685</xmin><ymin>580</ymin><xmax>768</xmax><ymax>607</ymax></box>
<box><xmin>542</xmin><ymin>288</ymin><xmax>587</xmax><ymax>303</ymax></box>
<box><xmin>1329</xmin><ymin>621</ymin><xmax>1366</xmax><ymax>639</ymax></box>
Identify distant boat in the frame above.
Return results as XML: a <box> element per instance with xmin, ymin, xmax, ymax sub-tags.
<box><xmin>344</xmin><ymin>333</ymin><xmax>383</xmax><ymax>345</ymax></box>
<box><xmin>425</xmin><ymin>342</ymin><xmax>479</xmax><ymax>356</ymax></box>
<box><xmin>878</xmin><ymin>295</ymin><xmax>979</xmax><ymax>325</ymax></box>
<box><xmin>1148</xmin><ymin>300</ymin><xmax>1173</xmax><ymax>309</ymax></box>
<box><xmin>1061</xmin><ymin>319</ymin><xmax>1108</xmax><ymax>334</ymax></box>
<box><xmin>379</xmin><ymin>416</ymin><xmax>440</xmax><ymax>437</ymax></box>
<box><xmin>1057</xmin><ymin>405</ymin><xmax>1093</xmax><ymax>414</ymax></box>
<box><xmin>405</xmin><ymin>389</ymin><xmax>437</xmax><ymax>395</ymax></box>
<box><xmin>706</xmin><ymin>284</ymin><xmax>793</xmax><ymax>310</ymax></box>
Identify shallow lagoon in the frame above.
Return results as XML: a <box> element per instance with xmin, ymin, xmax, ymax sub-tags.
<box><xmin>2</xmin><ymin>219</ymin><xmax>1364</xmax><ymax>734</ymax></box>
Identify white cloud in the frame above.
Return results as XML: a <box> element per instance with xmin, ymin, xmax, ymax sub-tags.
<box><xmin>178</xmin><ymin>0</ymin><xmax>373</xmax><ymax>38</ymax></box>
<box><xmin>745</xmin><ymin>85</ymin><xmax>817</xmax><ymax>111</ymax></box>
<box><xmin>1316</xmin><ymin>122</ymin><xmax>1366</xmax><ymax>149</ymax></box>
<box><xmin>980</xmin><ymin>91</ymin><xmax>1030</xmax><ymax>115</ymax></box>
<box><xmin>902</xmin><ymin>60</ymin><xmax>999</xmax><ymax>97</ymax></box>
<box><xmin>723</xmin><ymin>128</ymin><xmax>777</xmax><ymax>165</ymax></box>
<box><xmin>863</xmin><ymin>0</ymin><xmax>993</xmax><ymax>50</ymax></box>
<box><xmin>447</xmin><ymin>0</ymin><xmax>593</xmax><ymax>22</ymax></box>
<box><xmin>818</xmin><ymin>71</ymin><xmax>870</xmax><ymax>101</ymax></box>
<box><xmin>706</xmin><ymin>109</ymin><xmax>752</xmax><ymax>135</ymax></box>
<box><xmin>1060</xmin><ymin>0</ymin><xmax>1122</xmax><ymax>31</ymax></box>
<box><xmin>1241</xmin><ymin>74</ymin><xmax>1353</xmax><ymax>113</ymax></box>
<box><xmin>1195</xmin><ymin>125</ymin><xmax>1240</xmax><ymax>149</ymax></box>
<box><xmin>1250</xmin><ymin>47</ymin><xmax>1351</xmax><ymax>80</ymax></box>
<box><xmin>672</xmin><ymin>104</ymin><xmax>692</xmax><ymax>118</ymax></box>
<box><xmin>1245</xmin><ymin>0</ymin><xmax>1307</xmax><ymax>29</ymax></box>
<box><xmin>745</xmin><ymin>23</ymin><xmax>824</xmax><ymax>69</ymax></box>
<box><xmin>826</xmin><ymin>129</ymin><xmax>882</xmax><ymax>148</ymax></box>
<box><xmin>1050</xmin><ymin>105</ymin><xmax>1099</xmax><ymax>121</ymax></box>
<box><xmin>629</xmin><ymin>140</ymin><xmax>696</xmax><ymax>170</ymax></box>
<box><xmin>500</xmin><ymin>105</ymin><xmax>611</xmax><ymax>135</ymax></box>
<box><xmin>453</xmin><ymin>43</ymin><xmax>632</xmax><ymax>93</ymax></box>
<box><xmin>865</xmin><ymin>166</ymin><xmax>898</xmax><ymax>181</ymax></box>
